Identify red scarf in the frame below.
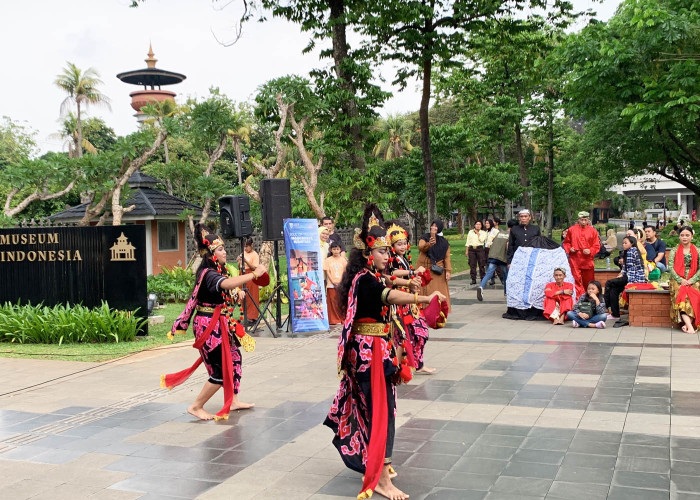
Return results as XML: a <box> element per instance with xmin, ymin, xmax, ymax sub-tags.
<box><xmin>674</xmin><ymin>246</ymin><xmax>700</xmax><ymax>327</ymax></box>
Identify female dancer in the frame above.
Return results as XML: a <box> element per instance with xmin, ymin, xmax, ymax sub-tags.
<box><xmin>386</xmin><ymin>221</ymin><xmax>436</xmax><ymax>374</ymax></box>
<box><xmin>163</xmin><ymin>224</ymin><xmax>267</xmax><ymax>421</ymax></box>
<box><xmin>325</xmin><ymin>205</ymin><xmax>445</xmax><ymax>500</ymax></box>
<box><xmin>669</xmin><ymin>226</ymin><xmax>700</xmax><ymax>333</ymax></box>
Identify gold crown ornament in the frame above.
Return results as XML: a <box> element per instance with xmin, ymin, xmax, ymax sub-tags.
<box><xmin>386</xmin><ymin>223</ymin><xmax>408</xmax><ymax>245</ymax></box>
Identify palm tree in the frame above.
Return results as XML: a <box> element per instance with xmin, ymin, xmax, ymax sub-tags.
<box><xmin>372</xmin><ymin>114</ymin><xmax>415</xmax><ymax>160</ymax></box>
<box><xmin>54</xmin><ymin>62</ymin><xmax>110</xmax><ymax>158</ymax></box>
<box><xmin>51</xmin><ymin>113</ymin><xmax>98</xmax><ymax>158</ymax></box>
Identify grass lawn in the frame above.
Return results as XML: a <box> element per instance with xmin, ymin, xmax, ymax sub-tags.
<box><xmin>0</xmin><ymin>303</ymin><xmax>184</xmax><ymax>362</ymax></box>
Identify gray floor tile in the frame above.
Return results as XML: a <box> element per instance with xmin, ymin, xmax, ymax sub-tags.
<box><xmin>511</xmin><ymin>449</ymin><xmax>565</xmax><ymax>465</ymax></box>
<box><xmin>561</xmin><ymin>452</ymin><xmax>617</xmax><ymax>469</ymax></box>
<box><xmin>673</xmin><ymin>474</ymin><xmax>700</xmax><ymax>493</ymax></box>
<box><xmin>464</xmin><ymin>445</ymin><xmax>517</xmax><ymax>460</ymax></box>
<box><xmin>521</xmin><ymin>438</ymin><xmax>571</xmax><ymax>452</ymax></box>
<box><xmin>607</xmin><ymin>486</ymin><xmax>670</xmax><ymax>500</ymax></box>
<box><xmin>546</xmin><ymin>480</ymin><xmax>609</xmax><ymax>500</ymax></box>
<box><xmin>555</xmin><ymin>465</ymin><xmax>614</xmax><ymax>484</ymax></box>
<box><xmin>501</xmin><ymin>461</ymin><xmax>558</xmax><ymax>479</ymax></box>
<box><xmin>615</xmin><ymin>456</ymin><xmax>671</xmax><ymax>474</ymax></box>
<box><xmin>452</xmin><ymin>457</ymin><xmax>508</xmax><ymax>475</ymax></box>
<box><xmin>620</xmin><ymin>444</ymin><xmax>670</xmax><ymax>460</ymax></box>
<box><xmin>613</xmin><ymin>470</ymin><xmax>670</xmax><ymax>491</ymax></box>
<box><xmin>438</xmin><ymin>471</ymin><xmax>497</xmax><ymax>491</ymax></box>
<box><xmin>673</xmin><ymin>448</ymin><xmax>700</xmax><ymax>463</ymax></box>
<box><xmin>424</xmin><ymin>489</ymin><xmax>487</xmax><ymax>500</ymax></box>
<box><xmin>567</xmin><ymin>438</ymin><xmax>619</xmax><ymax>456</ymax></box>
<box><xmin>403</xmin><ymin>453</ymin><xmax>461</xmax><ymax>471</ymax></box>
<box><xmin>491</xmin><ymin>476</ymin><xmax>552</xmax><ymax>496</ymax></box>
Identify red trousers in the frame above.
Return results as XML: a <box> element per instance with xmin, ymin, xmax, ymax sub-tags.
<box><xmin>570</xmin><ymin>263</ymin><xmax>595</xmax><ymax>297</ymax></box>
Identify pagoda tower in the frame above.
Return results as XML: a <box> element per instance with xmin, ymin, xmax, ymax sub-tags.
<box><xmin>116</xmin><ymin>44</ymin><xmax>186</xmax><ymax>125</ymax></box>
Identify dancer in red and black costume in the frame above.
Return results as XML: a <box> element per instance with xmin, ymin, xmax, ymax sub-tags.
<box><xmin>324</xmin><ymin>205</ymin><xmax>446</xmax><ymax>500</ymax></box>
<box><xmin>162</xmin><ymin>224</ymin><xmax>268</xmax><ymax>421</ymax></box>
<box><xmin>386</xmin><ymin>222</ymin><xmax>436</xmax><ymax>374</ymax></box>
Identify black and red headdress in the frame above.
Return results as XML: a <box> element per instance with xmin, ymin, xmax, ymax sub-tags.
<box><xmin>353</xmin><ymin>204</ymin><xmax>390</xmax><ymax>254</ymax></box>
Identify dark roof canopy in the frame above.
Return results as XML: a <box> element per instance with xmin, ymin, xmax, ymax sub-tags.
<box><xmin>116</xmin><ymin>68</ymin><xmax>186</xmax><ymax>87</ymax></box>
<box><xmin>50</xmin><ymin>171</ymin><xmax>203</xmax><ymax>222</ymax></box>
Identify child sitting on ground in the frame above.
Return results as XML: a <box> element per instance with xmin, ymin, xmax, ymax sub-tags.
<box><xmin>567</xmin><ymin>280</ymin><xmax>607</xmax><ymax>329</ymax></box>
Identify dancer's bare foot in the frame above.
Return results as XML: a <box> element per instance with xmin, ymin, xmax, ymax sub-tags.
<box><xmin>388</xmin><ymin>465</ymin><xmax>398</xmax><ymax>479</ymax></box>
<box><xmin>375</xmin><ymin>466</ymin><xmax>409</xmax><ymax>500</ymax></box>
<box><xmin>683</xmin><ymin>324</ymin><xmax>696</xmax><ymax>334</ymax></box>
<box><xmin>416</xmin><ymin>367</ymin><xmax>436</xmax><ymax>375</ymax></box>
<box><xmin>188</xmin><ymin>405</ymin><xmax>214</xmax><ymax>420</ymax></box>
<box><xmin>230</xmin><ymin>398</ymin><xmax>255</xmax><ymax>410</ymax></box>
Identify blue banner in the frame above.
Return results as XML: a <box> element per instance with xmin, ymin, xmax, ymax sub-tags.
<box><xmin>284</xmin><ymin>219</ymin><xmax>329</xmax><ymax>333</ymax></box>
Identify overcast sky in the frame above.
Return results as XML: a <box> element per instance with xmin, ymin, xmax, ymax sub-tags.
<box><xmin>2</xmin><ymin>0</ymin><xmax>620</xmax><ymax>154</ymax></box>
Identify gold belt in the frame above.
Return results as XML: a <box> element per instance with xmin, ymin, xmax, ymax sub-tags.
<box><xmin>196</xmin><ymin>306</ymin><xmax>217</xmax><ymax>314</ymax></box>
<box><xmin>351</xmin><ymin>322</ymin><xmax>392</xmax><ymax>337</ymax></box>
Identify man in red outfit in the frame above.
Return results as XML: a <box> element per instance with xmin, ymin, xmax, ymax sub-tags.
<box><xmin>562</xmin><ymin>211</ymin><xmax>600</xmax><ymax>297</ymax></box>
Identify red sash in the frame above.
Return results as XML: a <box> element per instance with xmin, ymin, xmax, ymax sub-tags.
<box><xmin>160</xmin><ymin>304</ymin><xmax>237</xmax><ymax>420</ymax></box>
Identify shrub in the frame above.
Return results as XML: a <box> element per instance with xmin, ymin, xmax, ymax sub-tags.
<box><xmin>147</xmin><ymin>265</ymin><xmax>195</xmax><ymax>303</ymax></box>
<box><xmin>0</xmin><ymin>302</ymin><xmax>147</xmax><ymax>344</ymax></box>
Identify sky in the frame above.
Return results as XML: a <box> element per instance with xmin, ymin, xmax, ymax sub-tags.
<box><xmin>1</xmin><ymin>0</ymin><xmax>621</xmax><ymax>154</ymax></box>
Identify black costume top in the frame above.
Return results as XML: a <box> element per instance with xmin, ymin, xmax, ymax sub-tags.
<box><xmin>355</xmin><ymin>273</ymin><xmax>391</xmax><ymax>321</ymax></box>
<box><xmin>507</xmin><ymin>224</ymin><xmax>541</xmax><ymax>264</ymax></box>
<box><xmin>196</xmin><ymin>268</ymin><xmax>227</xmax><ymax>304</ymax></box>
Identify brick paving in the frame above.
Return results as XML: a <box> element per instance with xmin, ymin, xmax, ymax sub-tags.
<box><xmin>2</xmin><ymin>278</ymin><xmax>700</xmax><ymax>499</ymax></box>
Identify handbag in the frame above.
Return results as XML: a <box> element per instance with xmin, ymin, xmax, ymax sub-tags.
<box><xmin>430</xmin><ymin>259</ymin><xmax>444</xmax><ymax>275</ymax></box>
<box><xmin>577</xmin><ymin>300</ymin><xmax>594</xmax><ymax>317</ymax></box>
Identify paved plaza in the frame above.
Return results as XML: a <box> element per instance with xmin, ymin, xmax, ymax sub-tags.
<box><xmin>3</xmin><ymin>278</ymin><xmax>700</xmax><ymax>499</ymax></box>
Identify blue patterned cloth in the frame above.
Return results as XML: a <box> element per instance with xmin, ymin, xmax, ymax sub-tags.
<box><xmin>506</xmin><ymin>246</ymin><xmax>576</xmax><ymax>310</ymax></box>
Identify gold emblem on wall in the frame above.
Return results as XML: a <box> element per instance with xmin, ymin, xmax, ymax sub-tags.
<box><xmin>110</xmin><ymin>233</ymin><xmax>136</xmax><ymax>261</ymax></box>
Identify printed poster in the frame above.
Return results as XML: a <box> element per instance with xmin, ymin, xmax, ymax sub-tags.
<box><xmin>284</xmin><ymin>219</ymin><xmax>329</xmax><ymax>333</ymax></box>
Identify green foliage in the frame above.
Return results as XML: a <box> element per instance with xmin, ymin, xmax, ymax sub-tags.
<box><xmin>560</xmin><ymin>0</ymin><xmax>700</xmax><ymax>194</ymax></box>
<box><xmin>0</xmin><ymin>302</ymin><xmax>145</xmax><ymax>344</ymax></box>
<box><xmin>0</xmin><ymin>116</ymin><xmax>38</xmax><ymax>168</ymax></box>
<box><xmin>147</xmin><ymin>266</ymin><xmax>195</xmax><ymax>303</ymax></box>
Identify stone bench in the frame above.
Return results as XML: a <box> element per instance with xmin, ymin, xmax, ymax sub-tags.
<box><xmin>627</xmin><ymin>289</ymin><xmax>673</xmax><ymax>328</ymax></box>
<box><xmin>594</xmin><ymin>269</ymin><xmax>620</xmax><ymax>289</ymax></box>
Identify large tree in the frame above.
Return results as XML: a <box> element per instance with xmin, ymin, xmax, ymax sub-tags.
<box><xmin>54</xmin><ymin>62</ymin><xmax>111</xmax><ymax>159</ymax></box>
<box><xmin>561</xmin><ymin>0</ymin><xmax>700</xmax><ymax>198</ymax></box>
<box><xmin>358</xmin><ymin>0</ymin><xmax>579</xmax><ymax>222</ymax></box>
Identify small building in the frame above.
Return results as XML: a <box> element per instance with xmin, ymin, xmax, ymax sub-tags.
<box><xmin>50</xmin><ymin>171</ymin><xmax>203</xmax><ymax>275</ymax></box>
<box><xmin>610</xmin><ymin>175</ymin><xmax>695</xmax><ymax>222</ymax></box>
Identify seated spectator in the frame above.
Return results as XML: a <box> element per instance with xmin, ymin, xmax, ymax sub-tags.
<box><xmin>543</xmin><ymin>267</ymin><xmax>574</xmax><ymax>325</ymax></box>
<box><xmin>604</xmin><ymin>229</ymin><xmax>617</xmax><ymax>254</ymax></box>
<box><xmin>567</xmin><ymin>280</ymin><xmax>607</xmax><ymax>328</ymax></box>
<box><xmin>644</xmin><ymin>226</ymin><xmax>667</xmax><ymax>273</ymax></box>
<box><xmin>669</xmin><ymin>226</ymin><xmax>700</xmax><ymax>334</ymax></box>
<box><xmin>605</xmin><ymin>235</ymin><xmax>647</xmax><ymax>325</ymax></box>
<box><xmin>595</xmin><ymin>232</ymin><xmax>610</xmax><ymax>259</ymax></box>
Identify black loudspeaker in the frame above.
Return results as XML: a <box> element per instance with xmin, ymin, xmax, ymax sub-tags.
<box><xmin>260</xmin><ymin>179</ymin><xmax>292</xmax><ymax>241</ymax></box>
<box><xmin>219</xmin><ymin>195</ymin><xmax>253</xmax><ymax>238</ymax></box>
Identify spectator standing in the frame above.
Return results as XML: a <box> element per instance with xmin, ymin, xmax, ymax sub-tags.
<box><xmin>321</xmin><ymin>216</ymin><xmax>346</xmax><ymax>258</ymax></box>
<box><xmin>484</xmin><ymin>219</ymin><xmax>499</xmax><ymax>285</ymax></box>
<box><xmin>323</xmin><ymin>241</ymin><xmax>347</xmax><ymax>325</ymax></box>
<box><xmin>465</xmin><ymin>220</ymin><xmax>487</xmax><ymax>285</ymax></box>
<box><xmin>567</xmin><ymin>280</ymin><xmax>607</xmax><ymax>328</ymax></box>
<box><xmin>644</xmin><ymin>226</ymin><xmax>667</xmax><ymax>272</ymax></box>
<box><xmin>418</xmin><ymin>219</ymin><xmax>452</xmax><ymax>312</ymax></box>
<box><xmin>562</xmin><ymin>211</ymin><xmax>600</xmax><ymax>297</ymax></box>
<box><xmin>319</xmin><ymin>226</ymin><xmax>330</xmax><ymax>275</ymax></box>
<box><xmin>604</xmin><ymin>235</ymin><xmax>647</xmax><ymax>325</ymax></box>
<box><xmin>543</xmin><ymin>267</ymin><xmax>574</xmax><ymax>325</ymax></box>
<box><xmin>560</xmin><ymin>227</ymin><xmax>568</xmax><ymax>247</ymax></box>
<box><xmin>508</xmin><ymin>209</ymin><xmax>541</xmax><ymax>265</ymax></box>
<box><xmin>237</xmin><ymin>238</ymin><xmax>261</xmax><ymax>325</ymax></box>
<box><xmin>476</xmin><ymin>220</ymin><xmax>511</xmax><ymax>301</ymax></box>
<box><xmin>668</xmin><ymin>226</ymin><xmax>700</xmax><ymax>333</ymax></box>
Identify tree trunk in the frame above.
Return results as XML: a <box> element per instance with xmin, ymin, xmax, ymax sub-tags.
<box><xmin>163</xmin><ymin>138</ymin><xmax>170</xmax><ymax>164</ymax></box>
<box><xmin>545</xmin><ymin>116</ymin><xmax>555</xmax><ymax>238</ymax></box>
<box><xmin>76</xmin><ymin>101</ymin><xmax>83</xmax><ymax>159</ymax></box>
<box><xmin>198</xmin><ymin>136</ymin><xmax>228</xmax><ymax>225</ymax></box>
<box><xmin>329</xmin><ymin>0</ymin><xmax>366</xmax><ymax>172</ymax></box>
<box><xmin>235</xmin><ymin>138</ymin><xmax>243</xmax><ymax>185</ymax></box>
<box><xmin>419</xmin><ymin>38</ymin><xmax>437</xmax><ymax>223</ymax></box>
<box><xmin>497</xmin><ymin>130</ymin><xmax>512</xmax><ymax>220</ymax></box>
<box><xmin>514</xmin><ymin>97</ymin><xmax>529</xmax><ymax>209</ymax></box>
<box><xmin>457</xmin><ymin>207</ymin><xmax>464</xmax><ymax>238</ymax></box>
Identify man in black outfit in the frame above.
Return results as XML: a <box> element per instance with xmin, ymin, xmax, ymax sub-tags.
<box><xmin>507</xmin><ymin>209</ymin><xmax>541</xmax><ymax>265</ymax></box>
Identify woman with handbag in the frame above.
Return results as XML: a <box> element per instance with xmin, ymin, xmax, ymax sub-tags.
<box><xmin>566</xmin><ymin>280</ymin><xmax>607</xmax><ymax>328</ymax></box>
<box><xmin>417</xmin><ymin>219</ymin><xmax>452</xmax><ymax>312</ymax></box>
